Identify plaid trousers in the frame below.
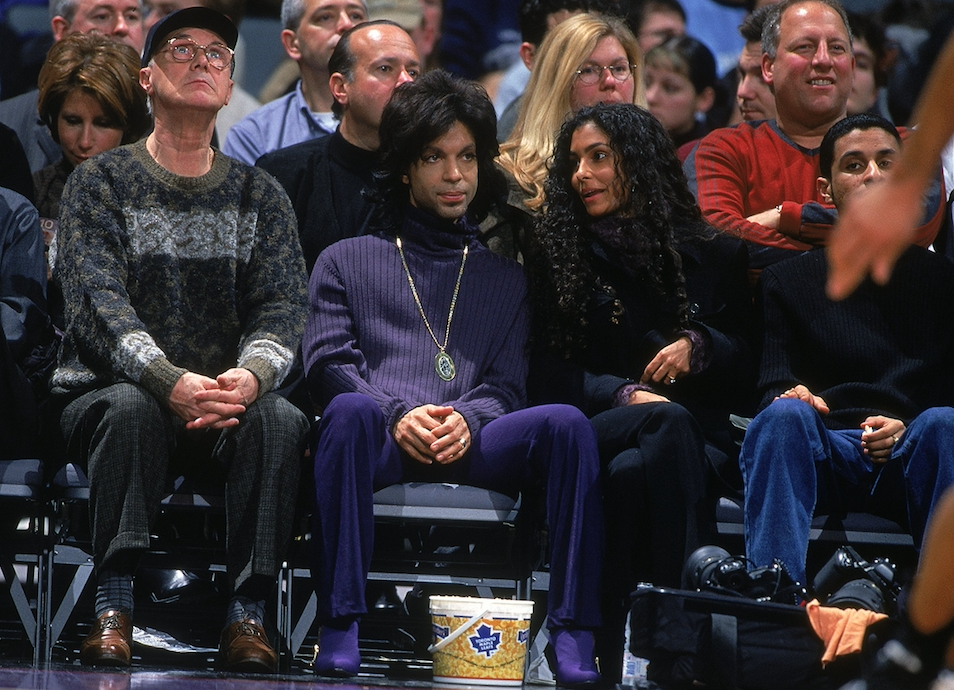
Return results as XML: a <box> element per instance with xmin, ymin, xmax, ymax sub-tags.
<box><xmin>60</xmin><ymin>381</ymin><xmax>309</xmax><ymax>591</ymax></box>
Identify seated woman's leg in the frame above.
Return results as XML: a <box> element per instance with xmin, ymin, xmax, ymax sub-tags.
<box><xmin>591</xmin><ymin>402</ymin><xmax>710</xmax><ymax>590</ymax></box>
<box><xmin>309</xmin><ymin>392</ymin><xmax>404</xmax><ymax>676</ymax></box>
<box><xmin>589</xmin><ymin>402</ymin><xmax>710</xmax><ymax>682</ymax></box>
<box><xmin>463</xmin><ymin>403</ymin><xmax>604</xmax><ymax>685</ymax></box>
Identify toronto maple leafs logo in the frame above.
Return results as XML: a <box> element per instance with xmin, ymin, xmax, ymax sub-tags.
<box><xmin>517</xmin><ymin>628</ymin><xmax>530</xmax><ymax>645</ymax></box>
<box><xmin>468</xmin><ymin>623</ymin><xmax>502</xmax><ymax>658</ymax></box>
<box><xmin>433</xmin><ymin>623</ymin><xmax>450</xmax><ymax>641</ymax></box>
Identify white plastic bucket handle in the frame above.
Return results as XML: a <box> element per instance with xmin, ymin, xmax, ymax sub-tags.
<box><xmin>428</xmin><ymin>607</ymin><xmax>491</xmax><ymax>654</ymax></box>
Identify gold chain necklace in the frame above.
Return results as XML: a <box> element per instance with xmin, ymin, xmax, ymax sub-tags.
<box><xmin>396</xmin><ymin>236</ymin><xmax>468</xmax><ymax>381</ymax></box>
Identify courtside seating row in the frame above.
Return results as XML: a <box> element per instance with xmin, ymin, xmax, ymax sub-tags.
<box><xmin>0</xmin><ymin>456</ymin><xmax>532</xmax><ymax>669</ymax></box>
<box><xmin>0</xmin><ymin>452</ymin><xmax>914</xmax><ymax>669</ymax></box>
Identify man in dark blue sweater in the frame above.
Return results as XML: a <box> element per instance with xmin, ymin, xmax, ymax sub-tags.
<box><xmin>303</xmin><ymin>70</ymin><xmax>606</xmax><ymax>687</ymax></box>
<box><xmin>257</xmin><ymin>20</ymin><xmax>420</xmax><ymax>273</ymax></box>
<box><xmin>742</xmin><ymin>113</ymin><xmax>954</xmax><ymax>587</ymax></box>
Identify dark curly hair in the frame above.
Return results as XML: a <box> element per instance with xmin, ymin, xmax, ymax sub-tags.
<box><xmin>819</xmin><ymin>112</ymin><xmax>899</xmax><ymax>181</ymax></box>
<box><xmin>369</xmin><ymin>69</ymin><xmax>506</xmax><ymax>231</ymax></box>
<box><xmin>530</xmin><ymin>102</ymin><xmax>712</xmax><ymax>355</ymax></box>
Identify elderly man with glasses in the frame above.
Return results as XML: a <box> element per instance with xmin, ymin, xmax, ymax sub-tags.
<box><xmin>51</xmin><ymin>7</ymin><xmax>310</xmax><ymax>672</ymax></box>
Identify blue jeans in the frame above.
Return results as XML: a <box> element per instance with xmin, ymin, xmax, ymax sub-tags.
<box><xmin>741</xmin><ymin>398</ymin><xmax>954</xmax><ymax>585</ymax></box>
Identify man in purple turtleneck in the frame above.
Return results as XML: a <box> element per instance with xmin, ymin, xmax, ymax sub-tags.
<box><xmin>302</xmin><ymin>69</ymin><xmax>607</xmax><ymax>688</ymax></box>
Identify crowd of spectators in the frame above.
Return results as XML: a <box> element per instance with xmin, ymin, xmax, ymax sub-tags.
<box><xmin>3</xmin><ymin>0</ymin><xmax>954</xmax><ymax>685</ymax></box>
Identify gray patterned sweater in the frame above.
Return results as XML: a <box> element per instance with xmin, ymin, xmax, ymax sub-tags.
<box><xmin>52</xmin><ymin>140</ymin><xmax>308</xmax><ymax>402</ymax></box>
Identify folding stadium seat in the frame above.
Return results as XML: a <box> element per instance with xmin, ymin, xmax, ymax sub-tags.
<box><xmin>276</xmin><ymin>481</ymin><xmax>538</xmax><ymax>673</ymax></box>
<box><xmin>0</xmin><ymin>458</ymin><xmax>45</xmax><ymax>664</ymax></box>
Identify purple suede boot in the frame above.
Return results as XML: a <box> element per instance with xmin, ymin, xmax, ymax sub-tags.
<box><xmin>551</xmin><ymin>627</ymin><xmax>607</xmax><ymax>689</ymax></box>
<box><xmin>314</xmin><ymin>618</ymin><xmax>360</xmax><ymax>678</ymax></box>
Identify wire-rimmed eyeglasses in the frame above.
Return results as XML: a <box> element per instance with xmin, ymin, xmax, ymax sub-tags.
<box><xmin>163</xmin><ymin>37</ymin><xmax>234</xmax><ymax>71</ymax></box>
<box><xmin>575</xmin><ymin>62</ymin><xmax>635</xmax><ymax>85</ymax></box>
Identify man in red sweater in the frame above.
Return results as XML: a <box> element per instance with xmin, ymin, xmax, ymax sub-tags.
<box><xmin>683</xmin><ymin>0</ymin><xmax>943</xmax><ymax>271</ymax></box>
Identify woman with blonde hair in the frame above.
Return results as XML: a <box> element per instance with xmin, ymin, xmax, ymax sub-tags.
<box><xmin>498</xmin><ymin>12</ymin><xmax>646</xmax><ymax>215</ymax></box>
<box><xmin>34</xmin><ymin>33</ymin><xmax>150</xmax><ymax>222</ymax></box>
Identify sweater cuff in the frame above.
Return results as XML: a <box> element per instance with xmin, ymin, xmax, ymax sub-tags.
<box><xmin>238</xmin><ymin>338</ymin><xmax>295</xmax><ymax>392</ymax></box>
<box><xmin>777</xmin><ymin>201</ymin><xmax>800</xmax><ymax>237</ymax></box>
<box><xmin>141</xmin><ymin>358</ymin><xmax>188</xmax><ymax>405</ymax></box>
<box><xmin>386</xmin><ymin>402</ymin><xmax>411</xmax><ymax>438</ymax></box>
<box><xmin>678</xmin><ymin>328</ymin><xmax>710</xmax><ymax>374</ymax></box>
<box><xmin>612</xmin><ymin>382</ymin><xmax>655</xmax><ymax>407</ymax></box>
<box><xmin>240</xmin><ymin>356</ymin><xmax>277</xmax><ymax>394</ymax></box>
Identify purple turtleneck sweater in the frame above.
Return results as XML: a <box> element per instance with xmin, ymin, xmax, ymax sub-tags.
<box><xmin>304</xmin><ymin>206</ymin><xmax>529</xmax><ymax>435</ymax></box>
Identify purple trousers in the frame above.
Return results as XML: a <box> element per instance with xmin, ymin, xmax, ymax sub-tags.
<box><xmin>311</xmin><ymin>392</ymin><xmax>604</xmax><ymax>629</ymax></box>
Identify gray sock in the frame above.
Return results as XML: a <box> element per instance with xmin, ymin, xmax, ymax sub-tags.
<box><xmin>226</xmin><ymin>595</ymin><xmax>266</xmax><ymax>625</ymax></box>
<box><xmin>94</xmin><ymin>570</ymin><xmax>134</xmax><ymax>618</ymax></box>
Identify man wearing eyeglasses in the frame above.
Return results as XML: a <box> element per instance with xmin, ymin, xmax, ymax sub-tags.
<box><xmin>682</xmin><ymin>0</ymin><xmax>944</xmax><ymax>278</ymax></box>
<box><xmin>257</xmin><ymin>20</ymin><xmax>420</xmax><ymax>273</ymax></box>
<box><xmin>223</xmin><ymin>0</ymin><xmax>369</xmax><ymax>165</ymax></box>
<box><xmin>52</xmin><ymin>7</ymin><xmax>310</xmax><ymax>672</ymax></box>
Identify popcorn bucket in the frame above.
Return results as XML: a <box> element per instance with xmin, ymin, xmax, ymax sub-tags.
<box><xmin>428</xmin><ymin>595</ymin><xmax>534</xmax><ymax>685</ymax></box>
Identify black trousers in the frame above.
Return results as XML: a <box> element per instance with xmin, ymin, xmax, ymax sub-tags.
<box><xmin>60</xmin><ymin>382</ymin><xmax>309</xmax><ymax>591</ymax></box>
<box><xmin>591</xmin><ymin>402</ymin><xmax>714</xmax><ymax>680</ymax></box>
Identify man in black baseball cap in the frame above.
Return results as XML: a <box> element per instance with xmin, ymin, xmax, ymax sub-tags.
<box><xmin>141</xmin><ymin>6</ymin><xmax>238</xmax><ymax>68</ymax></box>
<box><xmin>59</xmin><ymin>1</ymin><xmax>310</xmax><ymax>677</ymax></box>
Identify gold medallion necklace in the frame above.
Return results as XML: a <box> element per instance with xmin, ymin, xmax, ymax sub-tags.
<box><xmin>396</xmin><ymin>236</ymin><xmax>468</xmax><ymax>382</ymax></box>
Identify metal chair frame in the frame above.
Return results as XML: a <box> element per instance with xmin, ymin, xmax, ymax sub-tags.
<box><xmin>276</xmin><ymin>481</ymin><xmax>535</xmax><ymax>668</ymax></box>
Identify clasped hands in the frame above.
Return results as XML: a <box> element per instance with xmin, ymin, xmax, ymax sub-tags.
<box><xmin>393</xmin><ymin>404</ymin><xmax>470</xmax><ymax>465</ymax></box>
<box><xmin>776</xmin><ymin>384</ymin><xmax>905</xmax><ymax>462</ymax></box>
<box><xmin>170</xmin><ymin>367</ymin><xmax>259</xmax><ymax>430</ymax></box>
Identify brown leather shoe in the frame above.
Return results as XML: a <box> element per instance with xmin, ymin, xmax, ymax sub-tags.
<box><xmin>219</xmin><ymin>617</ymin><xmax>278</xmax><ymax>673</ymax></box>
<box><xmin>80</xmin><ymin>610</ymin><xmax>132</xmax><ymax>667</ymax></box>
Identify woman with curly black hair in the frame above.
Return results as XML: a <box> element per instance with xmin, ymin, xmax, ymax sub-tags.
<box><xmin>528</xmin><ymin>102</ymin><xmax>757</xmax><ymax>680</ymax></box>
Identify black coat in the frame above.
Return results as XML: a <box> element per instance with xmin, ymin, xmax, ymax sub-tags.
<box><xmin>532</xmin><ymin>230</ymin><xmax>758</xmax><ymax>453</ymax></box>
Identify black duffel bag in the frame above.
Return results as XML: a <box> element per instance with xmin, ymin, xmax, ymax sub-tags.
<box><xmin>629</xmin><ymin>585</ymin><xmax>856</xmax><ymax>690</ymax></box>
